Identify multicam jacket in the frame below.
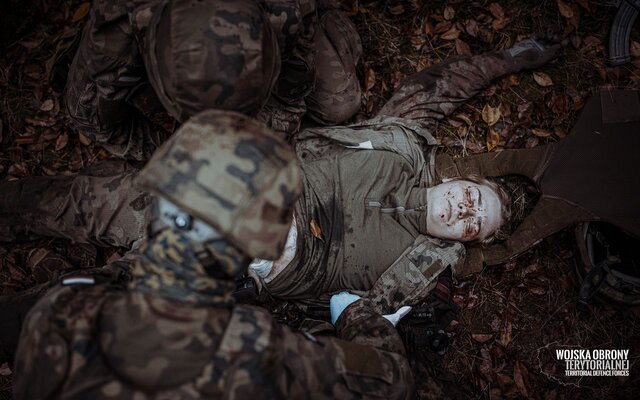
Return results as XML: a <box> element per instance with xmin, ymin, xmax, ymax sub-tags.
<box><xmin>13</xmin><ymin>229</ymin><xmax>414</xmax><ymax>399</ymax></box>
<box><xmin>66</xmin><ymin>0</ymin><xmax>318</xmax><ymax>160</ymax></box>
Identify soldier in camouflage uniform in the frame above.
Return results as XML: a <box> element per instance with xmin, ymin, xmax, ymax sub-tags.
<box><xmin>0</xmin><ymin>38</ymin><xmax>560</xmax><ymax>307</ymax></box>
<box><xmin>66</xmin><ymin>0</ymin><xmax>361</xmax><ymax>161</ymax></box>
<box><xmin>12</xmin><ymin>110</ymin><xmax>414</xmax><ymax>399</ymax></box>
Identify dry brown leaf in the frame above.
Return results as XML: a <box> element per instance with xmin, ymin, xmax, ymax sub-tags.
<box><xmin>513</xmin><ymin>361</ymin><xmax>531</xmax><ymax>398</ymax></box>
<box><xmin>455</xmin><ymin>113</ymin><xmax>473</xmax><ymax>126</ymax></box>
<box><xmin>20</xmin><ymin>39</ymin><xmax>43</xmax><ymax>49</ymax></box>
<box><xmin>364</xmin><ymin>68</ymin><xmax>376</xmax><ymax>92</ymax></box>
<box><xmin>440</xmin><ymin>27</ymin><xmax>460</xmax><ymax>41</ymax></box>
<box><xmin>72</xmin><ymin>2</ymin><xmax>91</xmax><ymax>22</ymax></box>
<box><xmin>554</xmin><ymin>126</ymin><xmax>567</xmax><ymax>138</ymax></box>
<box><xmin>486</xmin><ymin>128</ymin><xmax>501</xmax><ymax>151</ymax></box>
<box><xmin>40</xmin><ymin>99</ymin><xmax>54</xmax><ymax>112</ymax></box>
<box><xmin>531</xmin><ymin>128</ymin><xmax>553</xmax><ymax>138</ymax></box>
<box><xmin>489</xmin><ymin>3</ymin><xmax>505</xmax><ymax>19</ymax></box>
<box><xmin>433</xmin><ymin>20</ymin><xmax>452</xmax><ymax>34</ymax></box>
<box><xmin>464</xmin><ymin>19</ymin><xmax>479</xmax><ymax>37</ymax></box>
<box><xmin>500</xmin><ymin>313</ymin><xmax>512</xmax><ymax>346</ymax></box>
<box><xmin>556</xmin><ymin>0</ymin><xmax>574</xmax><ymax>18</ymax></box>
<box><xmin>482</xmin><ymin>104</ymin><xmax>501</xmax><ymax>126</ymax></box>
<box><xmin>455</xmin><ymin>39</ymin><xmax>471</xmax><ymax>55</ymax></box>
<box><xmin>492</xmin><ymin>17</ymin><xmax>509</xmax><ymax>30</ymax></box>
<box><xmin>533</xmin><ymin>71</ymin><xmax>553</xmax><ymax>87</ymax></box>
<box><xmin>310</xmin><ymin>219</ymin><xmax>323</xmax><ymax>239</ymax></box>
<box><xmin>55</xmin><ymin>133</ymin><xmax>69</xmax><ymax>151</ymax></box>
<box><xmin>631</xmin><ymin>41</ymin><xmax>640</xmax><ymax>58</ymax></box>
<box><xmin>423</xmin><ymin>21</ymin><xmax>434</xmax><ymax>35</ymax></box>
<box><xmin>444</xmin><ymin>6</ymin><xmax>455</xmax><ymax>20</ymax></box>
<box><xmin>0</xmin><ymin>362</ymin><xmax>11</xmax><ymax>376</ymax></box>
<box><xmin>389</xmin><ymin>4</ymin><xmax>405</xmax><ymax>15</ymax></box>
<box><xmin>527</xmin><ymin>285</ymin><xmax>547</xmax><ymax>295</ymax></box>
<box><xmin>78</xmin><ymin>132</ymin><xmax>92</xmax><ymax>146</ymax></box>
<box><xmin>471</xmin><ymin>333</ymin><xmax>494</xmax><ymax>343</ymax></box>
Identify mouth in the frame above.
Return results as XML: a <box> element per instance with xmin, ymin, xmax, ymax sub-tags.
<box><xmin>445</xmin><ymin>200</ymin><xmax>452</xmax><ymax>223</ymax></box>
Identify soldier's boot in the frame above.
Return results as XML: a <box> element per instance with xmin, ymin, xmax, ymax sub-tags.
<box><xmin>306</xmin><ymin>8</ymin><xmax>362</xmax><ymax>125</ymax></box>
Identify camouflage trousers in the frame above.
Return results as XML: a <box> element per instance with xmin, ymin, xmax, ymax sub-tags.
<box><xmin>306</xmin><ymin>8</ymin><xmax>362</xmax><ymax>125</ymax></box>
<box><xmin>0</xmin><ymin>160</ymin><xmax>151</xmax><ymax>249</ymax></box>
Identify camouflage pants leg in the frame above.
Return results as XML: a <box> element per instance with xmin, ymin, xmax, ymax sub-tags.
<box><xmin>305</xmin><ymin>9</ymin><xmax>362</xmax><ymax>125</ymax></box>
<box><xmin>0</xmin><ymin>160</ymin><xmax>151</xmax><ymax>249</ymax></box>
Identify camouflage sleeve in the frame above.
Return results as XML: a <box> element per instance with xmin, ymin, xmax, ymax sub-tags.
<box><xmin>377</xmin><ymin>51</ymin><xmax>518</xmax><ymax>132</ymax></box>
<box><xmin>266</xmin><ymin>300</ymin><xmax>414</xmax><ymax>398</ymax></box>
<box><xmin>363</xmin><ymin>235</ymin><xmax>465</xmax><ymax>314</ymax></box>
<box><xmin>65</xmin><ymin>0</ymin><xmax>170</xmax><ymax>161</ymax></box>
<box><xmin>258</xmin><ymin>0</ymin><xmax>318</xmax><ymax>135</ymax></box>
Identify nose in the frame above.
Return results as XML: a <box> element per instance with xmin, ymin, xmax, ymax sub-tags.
<box><xmin>457</xmin><ymin>202</ymin><xmax>475</xmax><ymax>219</ymax></box>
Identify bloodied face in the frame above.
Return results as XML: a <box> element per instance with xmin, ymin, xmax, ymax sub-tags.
<box><xmin>426</xmin><ymin>180</ymin><xmax>503</xmax><ymax>242</ymax></box>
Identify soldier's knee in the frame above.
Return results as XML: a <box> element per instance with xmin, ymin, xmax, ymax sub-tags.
<box><xmin>308</xmin><ymin>94</ymin><xmax>361</xmax><ymax>126</ymax></box>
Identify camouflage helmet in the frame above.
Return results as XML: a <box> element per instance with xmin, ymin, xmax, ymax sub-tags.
<box><xmin>137</xmin><ymin>110</ymin><xmax>301</xmax><ymax>260</ymax></box>
<box><xmin>144</xmin><ymin>0</ymin><xmax>280</xmax><ymax>122</ymax></box>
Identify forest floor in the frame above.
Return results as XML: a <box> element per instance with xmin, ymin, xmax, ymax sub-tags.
<box><xmin>1</xmin><ymin>0</ymin><xmax>639</xmax><ymax>399</ymax></box>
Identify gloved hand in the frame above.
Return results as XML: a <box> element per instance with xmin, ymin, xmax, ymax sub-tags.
<box><xmin>330</xmin><ymin>292</ymin><xmax>413</xmax><ymax>327</ymax></box>
<box><xmin>330</xmin><ymin>292</ymin><xmax>361</xmax><ymax>325</ymax></box>
<box><xmin>505</xmin><ymin>35</ymin><xmax>564</xmax><ymax>71</ymax></box>
<box><xmin>383</xmin><ymin>305</ymin><xmax>413</xmax><ymax>327</ymax></box>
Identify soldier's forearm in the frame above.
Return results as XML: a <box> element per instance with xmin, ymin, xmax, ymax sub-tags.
<box><xmin>378</xmin><ymin>51</ymin><xmax>515</xmax><ymax>127</ymax></box>
<box><xmin>335</xmin><ymin>299</ymin><xmax>407</xmax><ymax>355</ymax></box>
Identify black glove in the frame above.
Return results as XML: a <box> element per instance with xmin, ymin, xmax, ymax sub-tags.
<box><xmin>506</xmin><ymin>35</ymin><xmax>564</xmax><ymax>71</ymax></box>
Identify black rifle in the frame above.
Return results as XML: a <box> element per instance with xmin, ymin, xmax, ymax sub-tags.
<box><xmin>609</xmin><ymin>0</ymin><xmax>640</xmax><ymax>65</ymax></box>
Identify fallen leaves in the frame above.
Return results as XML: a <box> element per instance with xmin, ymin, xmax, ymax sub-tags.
<box><xmin>556</xmin><ymin>0</ymin><xmax>574</xmax><ymax>18</ymax></box>
<box><xmin>513</xmin><ymin>361</ymin><xmax>531</xmax><ymax>398</ymax></box>
<box><xmin>364</xmin><ymin>68</ymin><xmax>376</xmax><ymax>92</ymax></box>
<box><xmin>482</xmin><ymin>104</ymin><xmax>501</xmax><ymax>126</ymax></box>
<box><xmin>533</xmin><ymin>72</ymin><xmax>554</xmax><ymax>87</ymax></box>
<box><xmin>72</xmin><ymin>2</ymin><xmax>91</xmax><ymax>22</ymax></box>
<box><xmin>55</xmin><ymin>133</ymin><xmax>69</xmax><ymax>151</ymax></box>
<box><xmin>309</xmin><ymin>219</ymin><xmax>323</xmax><ymax>240</ymax></box>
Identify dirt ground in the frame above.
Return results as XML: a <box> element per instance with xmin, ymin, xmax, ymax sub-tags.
<box><xmin>1</xmin><ymin>0</ymin><xmax>639</xmax><ymax>399</ymax></box>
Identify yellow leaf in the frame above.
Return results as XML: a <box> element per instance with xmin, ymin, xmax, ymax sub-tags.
<box><xmin>40</xmin><ymin>99</ymin><xmax>54</xmax><ymax>112</ymax></box>
<box><xmin>489</xmin><ymin>3</ymin><xmax>505</xmax><ymax>19</ymax></box>
<box><xmin>389</xmin><ymin>5</ymin><xmax>405</xmax><ymax>15</ymax></box>
<box><xmin>364</xmin><ymin>68</ymin><xmax>376</xmax><ymax>92</ymax></box>
<box><xmin>556</xmin><ymin>0</ymin><xmax>574</xmax><ymax>18</ymax></box>
<box><xmin>440</xmin><ymin>27</ymin><xmax>460</xmax><ymax>41</ymax></box>
<box><xmin>533</xmin><ymin>71</ymin><xmax>554</xmax><ymax>87</ymax></box>
<box><xmin>72</xmin><ymin>2</ymin><xmax>90</xmax><ymax>22</ymax></box>
<box><xmin>486</xmin><ymin>128</ymin><xmax>501</xmax><ymax>151</ymax></box>
<box><xmin>455</xmin><ymin>113</ymin><xmax>473</xmax><ymax>126</ymax></box>
<box><xmin>482</xmin><ymin>104</ymin><xmax>501</xmax><ymax>126</ymax></box>
<box><xmin>455</xmin><ymin>39</ymin><xmax>471</xmax><ymax>55</ymax></box>
<box><xmin>444</xmin><ymin>6</ymin><xmax>455</xmax><ymax>21</ymax></box>
<box><xmin>78</xmin><ymin>132</ymin><xmax>92</xmax><ymax>146</ymax></box>
<box><xmin>532</xmin><ymin>128</ymin><xmax>553</xmax><ymax>138</ymax></box>
<box><xmin>55</xmin><ymin>133</ymin><xmax>69</xmax><ymax>151</ymax></box>
<box><xmin>309</xmin><ymin>219</ymin><xmax>323</xmax><ymax>239</ymax></box>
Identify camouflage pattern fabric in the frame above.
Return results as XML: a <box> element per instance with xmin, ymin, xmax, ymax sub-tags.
<box><xmin>0</xmin><ymin>159</ymin><xmax>150</xmax><ymax>249</ymax></box>
<box><xmin>141</xmin><ymin>0</ymin><xmax>281</xmax><ymax>122</ymax></box>
<box><xmin>137</xmin><ymin>110</ymin><xmax>302</xmax><ymax>261</ymax></box>
<box><xmin>65</xmin><ymin>0</ymin><xmax>360</xmax><ymax>159</ymax></box>
<box><xmin>305</xmin><ymin>8</ymin><xmax>362</xmax><ymax>125</ymax></box>
<box><xmin>378</xmin><ymin>51</ymin><xmax>516</xmax><ymax>132</ymax></box>
<box><xmin>13</xmin><ymin>226</ymin><xmax>414</xmax><ymax>399</ymax></box>
<box><xmin>3</xmin><ymin>51</ymin><xmax>521</xmax><ymax>294</ymax></box>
